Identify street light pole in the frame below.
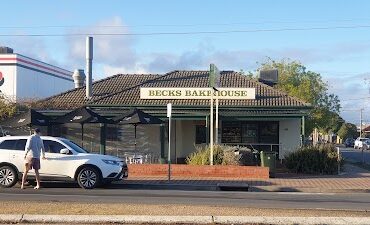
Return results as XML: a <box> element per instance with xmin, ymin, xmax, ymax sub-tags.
<box><xmin>360</xmin><ymin>108</ymin><xmax>363</xmax><ymax>138</ymax></box>
<box><xmin>360</xmin><ymin>108</ymin><xmax>365</xmax><ymax>164</ymax></box>
<box><xmin>210</xmin><ymin>89</ymin><xmax>214</xmax><ymax>165</ymax></box>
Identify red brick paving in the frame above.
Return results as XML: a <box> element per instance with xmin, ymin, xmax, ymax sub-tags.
<box><xmin>125</xmin><ymin>164</ymin><xmax>370</xmax><ymax>192</ymax></box>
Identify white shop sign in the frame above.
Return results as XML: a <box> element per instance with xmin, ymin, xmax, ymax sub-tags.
<box><xmin>140</xmin><ymin>87</ymin><xmax>255</xmax><ymax>100</ymax></box>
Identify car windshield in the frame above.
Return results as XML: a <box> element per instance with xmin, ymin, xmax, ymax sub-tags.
<box><xmin>63</xmin><ymin>139</ymin><xmax>89</xmax><ymax>153</ymax></box>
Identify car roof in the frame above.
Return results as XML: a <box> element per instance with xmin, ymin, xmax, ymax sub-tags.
<box><xmin>0</xmin><ymin>136</ymin><xmax>64</xmax><ymax>141</ymax></box>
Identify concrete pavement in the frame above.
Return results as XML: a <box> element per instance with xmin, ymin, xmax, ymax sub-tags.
<box><xmin>2</xmin><ymin>214</ymin><xmax>370</xmax><ymax>225</ymax></box>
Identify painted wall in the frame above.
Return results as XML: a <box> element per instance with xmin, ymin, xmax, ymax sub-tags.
<box><xmin>0</xmin><ymin>63</ymin><xmax>16</xmax><ymax>100</ymax></box>
<box><xmin>15</xmin><ymin>54</ymin><xmax>73</xmax><ymax>101</ymax></box>
<box><xmin>16</xmin><ymin>66</ymin><xmax>73</xmax><ymax>101</ymax></box>
<box><xmin>164</xmin><ymin>120</ymin><xmax>192</xmax><ymax>163</ymax></box>
<box><xmin>279</xmin><ymin>118</ymin><xmax>301</xmax><ymax>159</ymax></box>
<box><xmin>175</xmin><ymin>120</ymin><xmax>197</xmax><ymax>160</ymax></box>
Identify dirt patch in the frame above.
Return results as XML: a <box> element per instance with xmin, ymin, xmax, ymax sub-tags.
<box><xmin>1</xmin><ymin>201</ymin><xmax>370</xmax><ymax>217</ymax></box>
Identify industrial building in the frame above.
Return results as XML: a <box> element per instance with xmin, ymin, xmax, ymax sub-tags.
<box><xmin>0</xmin><ymin>47</ymin><xmax>73</xmax><ymax>101</ymax></box>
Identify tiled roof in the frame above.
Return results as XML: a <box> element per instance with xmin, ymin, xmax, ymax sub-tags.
<box><xmin>39</xmin><ymin>73</ymin><xmax>159</xmax><ymax>109</ymax></box>
<box><xmin>40</xmin><ymin>70</ymin><xmax>310</xmax><ymax>109</ymax></box>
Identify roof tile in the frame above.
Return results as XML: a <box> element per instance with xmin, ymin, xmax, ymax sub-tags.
<box><xmin>39</xmin><ymin>70</ymin><xmax>310</xmax><ymax>109</ymax></box>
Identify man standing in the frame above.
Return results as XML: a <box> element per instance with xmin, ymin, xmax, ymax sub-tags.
<box><xmin>21</xmin><ymin>128</ymin><xmax>46</xmax><ymax>189</ymax></box>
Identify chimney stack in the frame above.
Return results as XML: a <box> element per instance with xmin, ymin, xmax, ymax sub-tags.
<box><xmin>86</xmin><ymin>36</ymin><xmax>93</xmax><ymax>99</ymax></box>
<box><xmin>259</xmin><ymin>69</ymin><xmax>278</xmax><ymax>86</ymax></box>
<box><xmin>0</xmin><ymin>46</ymin><xmax>13</xmax><ymax>54</ymax></box>
<box><xmin>72</xmin><ymin>69</ymin><xmax>86</xmax><ymax>88</ymax></box>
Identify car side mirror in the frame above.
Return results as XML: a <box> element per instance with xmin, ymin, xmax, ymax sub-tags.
<box><xmin>60</xmin><ymin>148</ymin><xmax>70</xmax><ymax>154</ymax></box>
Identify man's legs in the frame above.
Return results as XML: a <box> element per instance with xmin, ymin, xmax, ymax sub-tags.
<box><xmin>34</xmin><ymin>169</ymin><xmax>41</xmax><ymax>189</ymax></box>
<box><xmin>21</xmin><ymin>163</ymin><xmax>30</xmax><ymax>189</ymax></box>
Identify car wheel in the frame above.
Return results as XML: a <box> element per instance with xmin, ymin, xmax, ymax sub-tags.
<box><xmin>0</xmin><ymin>165</ymin><xmax>18</xmax><ymax>188</ymax></box>
<box><xmin>77</xmin><ymin>167</ymin><xmax>101</xmax><ymax>189</ymax></box>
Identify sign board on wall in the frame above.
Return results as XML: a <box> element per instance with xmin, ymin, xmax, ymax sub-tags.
<box><xmin>140</xmin><ymin>87</ymin><xmax>256</xmax><ymax>100</ymax></box>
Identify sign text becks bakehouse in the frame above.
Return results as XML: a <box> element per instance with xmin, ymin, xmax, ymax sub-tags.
<box><xmin>140</xmin><ymin>88</ymin><xmax>256</xmax><ymax>100</ymax></box>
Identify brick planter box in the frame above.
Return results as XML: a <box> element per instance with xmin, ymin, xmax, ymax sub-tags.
<box><xmin>127</xmin><ymin>164</ymin><xmax>269</xmax><ymax>179</ymax></box>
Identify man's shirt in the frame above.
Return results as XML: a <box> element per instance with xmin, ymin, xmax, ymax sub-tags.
<box><xmin>25</xmin><ymin>134</ymin><xmax>45</xmax><ymax>158</ymax></box>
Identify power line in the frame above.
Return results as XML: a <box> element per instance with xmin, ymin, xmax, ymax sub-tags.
<box><xmin>1</xmin><ymin>18</ymin><xmax>370</xmax><ymax>29</ymax></box>
<box><xmin>1</xmin><ymin>24</ymin><xmax>370</xmax><ymax>37</ymax></box>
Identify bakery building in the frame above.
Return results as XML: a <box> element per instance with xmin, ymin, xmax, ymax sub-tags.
<box><xmin>38</xmin><ymin>69</ymin><xmax>310</xmax><ymax>163</ymax></box>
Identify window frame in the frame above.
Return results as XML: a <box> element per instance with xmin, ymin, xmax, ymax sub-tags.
<box><xmin>43</xmin><ymin>140</ymin><xmax>69</xmax><ymax>154</ymax></box>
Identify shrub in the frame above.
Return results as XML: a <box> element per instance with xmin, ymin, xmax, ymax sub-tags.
<box><xmin>186</xmin><ymin>145</ymin><xmax>239</xmax><ymax>165</ymax></box>
<box><xmin>284</xmin><ymin>144</ymin><xmax>343</xmax><ymax>174</ymax></box>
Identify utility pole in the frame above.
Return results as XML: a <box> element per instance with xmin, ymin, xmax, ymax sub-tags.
<box><xmin>360</xmin><ymin>108</ymin><xmax>363</xmax><ymax>138</ymax></box>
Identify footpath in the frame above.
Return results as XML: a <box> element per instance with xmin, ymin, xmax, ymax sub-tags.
<box><xmin>123</xmin><ymin>163</ymin><xmax>370</xmax><ymax>193</ymax></box>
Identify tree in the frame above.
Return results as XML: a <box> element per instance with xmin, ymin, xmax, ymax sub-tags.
<box><xmin>337</xmin><ymin>123</ymin><xmax>358</xmax><ymax>139</ymax></box>
<box><xmin>0</xmin><ymin>95</ymin><xmax>17</xmax><ymax>121</ymax></box>
<box><xmin>256</xmin><ymin>58</ymin><xmax>342</xmax><ymax>134</ymax></box>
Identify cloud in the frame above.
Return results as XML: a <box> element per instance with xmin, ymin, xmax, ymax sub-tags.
<box><xmin>141</xmin><ymin>47</ymin><xmax>325</xmax><ymax>73</ymax></box>
<box><xmin>325</xmin><ymin>72</ymin><xmax>370</xmax><ymax>124</ymax></box>
<box><xmin>65</xmin><ymin>16</ymin><xmax>137</xmax><ymax>72</ymax></box>
<box><xmin>144</xmin><ymin>49</ymin><xmax>208</xmax><ymax>72</ymax></box>
<box><xmin>0</xmin><ymin>36</ymin><xmax>62</xmax><ymax>68</ymax></box>
<box><xmin>101</xmin><ymin>64</ymin><xmax>148</xmax><ymax>77</ymax></box>
<box><xmin>141</xmin><ymin>41</ymin><xmax>370</xmax><ymax>74</ymax></box>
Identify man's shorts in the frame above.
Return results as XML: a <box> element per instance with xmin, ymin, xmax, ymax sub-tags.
<box><xmin>25</xmin><ymin>157</ymin><xmax>41</xmax><ymax>170</ymax></box>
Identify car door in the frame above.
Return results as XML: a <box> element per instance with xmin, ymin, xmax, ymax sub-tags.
<box><xmin>41</xmin><ymin>140</ymin><xmax>75</xmax><ymax>178</ymax></box>
<box><xmin>12</xmin><ymin>139</ymin><xmax>28</xmax><ymax>173</ymax></box>
<box><xmin>1</xmin><ymin>139</ymin><xmax>28</xmax><ymax>174</ymax></box>
<box><xmin>0</xmin><ymin>140</ymin><xmax>13</xmax><ymax>165</ymax></box>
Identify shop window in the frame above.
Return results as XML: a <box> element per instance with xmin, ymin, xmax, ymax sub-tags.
<box><xmin>259</xmin><ymin>122</ymin><xmax>279</xmax><ymax>144</ymax></box>
<box><xmin>221</xmin><ymin>121</ymin><xmax>241</xmax><ymax>143</ymax></box>
<box><xmin>241</xmin><ymin>123</ymin><xmax>258</xmax><ymax>143</ymax></box>
<box><xmin>222</xmin><ymin>121</ymin><xmax>279</xmax><ymax>146</ymax></box>
<box><xmin>195</xmin><ymin>125</ymin><xmax>206</xmax><ymax>144</ymax></box>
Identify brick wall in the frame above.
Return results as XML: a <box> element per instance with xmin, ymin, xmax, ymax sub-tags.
<box><xmin>127</xmin><ymin>164</ymin><xmax>269</xmax><ymax>179</ymax></box>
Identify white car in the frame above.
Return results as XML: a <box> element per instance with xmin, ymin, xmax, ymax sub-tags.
<box><xmin>0</xmin><ymin>136</ymin><xmax>128</xmax><ymax>189</ymax></box>
<box><xmin>354</xmin><ymin>137</ymin><xmax>370</xmax><ymax>149</ymax></box>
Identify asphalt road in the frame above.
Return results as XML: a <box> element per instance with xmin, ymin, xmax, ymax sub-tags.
<box><xmin>341</xmin><ymin>147</ymin><xmax>370</xmax><ymax>164</ymax></box>
<box><xmin>1</xmin><ymin>185</ymin><xmax>370</xmax><ymax>211</ymax></box>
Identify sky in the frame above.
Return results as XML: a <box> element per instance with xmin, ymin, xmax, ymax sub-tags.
<box><xmin>1</xmin><ymin>0</ymin><xmax>370</xmax><ymax>125</ymax></box>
